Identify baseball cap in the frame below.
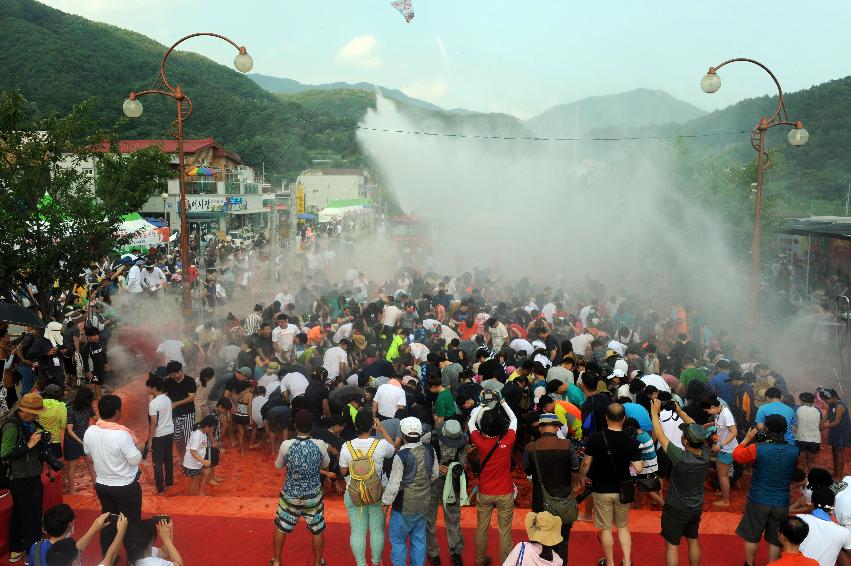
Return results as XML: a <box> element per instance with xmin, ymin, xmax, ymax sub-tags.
<box><xmin>679</xmin><ymin>423</ymin><xmax>708</xmax><ymax>445</ymax></box>
<box><xmin>538</xmin><ymin>413</ymin><xmax>560</xmax><ymax>427</ymax></box>
<box><xmin>235</xmin><ymin>366</ymin><xmax>252</xmax><ymax>377</ymax></box>
<box><xmin>400</xmin><ymin>417</ymin><xmax>422</xmax><ymax>438</ymax></box>
<box><xmin>764</xmin><ymin>413</ymin><xmax>788</xmax><ymax>434</ymax></box>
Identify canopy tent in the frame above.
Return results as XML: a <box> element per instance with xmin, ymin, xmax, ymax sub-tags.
<box><xmin>118</xmin><ymin>213</ymin><xmax>169</xmax><ymax>251</ymax></box>
<box><xmin>317</xmin><ymin>199</ymin><xmax>375</xmax><ymax>223</ymax></box>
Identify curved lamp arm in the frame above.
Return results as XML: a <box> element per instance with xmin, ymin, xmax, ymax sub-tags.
<box><xmin>160</xmin><ymin>32</ymin><xmax>248</xmax><ymax>93</ymax></box>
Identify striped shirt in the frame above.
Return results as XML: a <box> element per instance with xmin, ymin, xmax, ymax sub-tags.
<box><xmin>636</xmin><ymin>431</ymin><xmax>658</xmax><ymax>474</ymax></box>
<box><xmin>243</xmin><ymin>312</ymin><xmax>262</xmax><ymax>336</ymax></box>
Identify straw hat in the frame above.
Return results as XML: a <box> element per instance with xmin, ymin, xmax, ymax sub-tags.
<box><xmin>524</xmin><ymin>511</ymin><xmax>562</xmax><ymax>547</ymax></box>
<box><xmin>18</xmin><ymin>392</ymin><xmax>46</xmax><ymax>415</ymax></box>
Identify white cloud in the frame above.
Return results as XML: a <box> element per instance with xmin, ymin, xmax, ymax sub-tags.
<box><xmin>336</xmin><ymin>35</ymin><xmax>382</xmax><ymax>68</ymax></box>
<box><xmin>401</xmin><ymin>79</ymin><xmax>448</xmax><ymax>101</ymax></box>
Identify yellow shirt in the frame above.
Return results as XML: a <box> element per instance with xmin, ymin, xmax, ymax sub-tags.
<box><xmin>38</xmin><ymin>399</ymin><xmax>67</xmax><ymax>444</ymax></box>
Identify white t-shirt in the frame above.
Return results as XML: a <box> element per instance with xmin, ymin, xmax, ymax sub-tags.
<box><xmin>258</xmin><ymin>373</ymin><xmax>280</xmax><ymax>391</ymax></box>
<box><xmin>83</xmin><ymin>426</ymin><xmax>142</xmax><ymax>486</ymax></box>
<box><xmin>149</xmin><ymin>394</ymin><xmax>174</xmax><ymax>437</ymax></box>
<box><xmin>251</xmin><ymin>395</ymin><xmax>268</xmax><ymax>427</ymax></box>
<box><xmin>323</xmin><ymin>346</ymin><xmax>349</xmax><ymax>379</ymax></box>
<box><xmin>156</xmin><ymin>340</ymin><xmax>185</xmax><ymax>366</ymax></box>
<box><xmin>509</xmin><ymin>339</ymin><xmax>534</xmax><ymax>356</ymax></box>
<box><xmin>798</xmin><ymin>513</ymin><xmax>851</xmax><ymax>566</ymax></box>
<box><xmin>382</xmin><ymin>305</ymin><xmax>403</xmax><ymax>328</ymax></box>
<box><xmin>657</xmin><ymin>409</ymin><xmax>684</xmax><ymax>449</ymax></box>
<box><xmin>833</xmin><ymin>475</ymin><xmax>851</xmax><ymax>529</ymax></box>
<box><xmin>640</xmin><ymin>374</ymin><xmax>671</xmax><ymax>393</ymax></box>
<box><xmin>339</xmin><ymin>438</ymin><xmax>395</xmax><ymax>485</ymax></box>
<box><xmin>796</xmin><ymin>405</ymin><xmax>822</xmax><ymax>444</ymax></box>
<box><xmin>135</xmin><ymin>554</ymin><xmax>173</xmax><ymax>566</ymax></box>
<box><xmin>375</xmin><ymin>383</ymin><xmax>407</xmax><ymax>418</ymax></box>
<box><xmin>183</xmin><ymin>429</ymin><xmax>209</xmax><ymax>470</ymax></box>
<box><xmin>333</xmin><ymin>323</ymin><xmax>354</xmax><ymax>344</ymax></box>
<box><xmin>126</xmin><ymin>265</ymin><xmax>143</xmax><ymax>293</ymax></box>
<box><xmin>579</xmin><ymin>305</ymin><xmax>593</xmax><ymax>326</ymax></box>
<box><xmin>607</xmin><ymin>340</ymin><xmax>627</xmax><ymax>358</ymax></box>
<box><xmin>409</xmin><ymin>343</ymin><xmax>430</xmax><ymax>364</ymax></box>
<box><xmin>570</xmin><ymin>333</ymin><xmax>593</xmax><ymax>358</ymax></box>
<box><xmin>541</xmin><ymin>303</ymin><xmax>557</xmax><ymax>323</ymax></box>
<box><xmin>280</xmin><ymin>372</ymin><xmax>309</xmax><ymax>399</ymax></box>
<box><xmin>272</xmin><ymin>325</ymin><xmax>297</xmax><ymax>354</ymax></box>
<box><xmin>715</xmin><ymin>406</ymin><xmax>739</xmax><ymax>453</ymax></box>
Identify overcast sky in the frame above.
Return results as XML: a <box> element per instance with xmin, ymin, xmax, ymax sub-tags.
<box><xmin>40</xmin><ymin>0</ymin><xmax>851</xmax><ymax>119</ymax></box>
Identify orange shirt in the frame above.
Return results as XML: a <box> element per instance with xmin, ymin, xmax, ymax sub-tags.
<box><xmin>307</xmin><ymin>325</ymin><xmax>325</xmax><ymax>346</ymax></box>
<box><xmin>768</xmin><ymin>552</ymin><xmax>819</xmax><ymax>566</ymax></box>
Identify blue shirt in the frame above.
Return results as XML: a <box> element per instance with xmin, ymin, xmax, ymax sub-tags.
<box><xmin>756</xmin><ymin>401</ymin><xmax>797</xmax><ymax>443</ymax></box>
<box><xmin>748</xmin><ymin>441</ymin><xmax>799</xmax><ymax>507</ymax></box>
<box><xmin>624</xmin><ymin>403</ymin><xmax>652</xmax><ymax>433</ymax></box>
<box><xmin>27</xmin><ymin>540</ymin><xmax>53</xmax><ymax>566</ymax></box>
<box><xmin>710</xmin><ymin>372</ymin><xmax>733</xmax><ymax>405</ymax></box>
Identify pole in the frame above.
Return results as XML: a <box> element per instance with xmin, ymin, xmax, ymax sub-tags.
<box><xmin>805</xmin><ymin>236</ymin><xmax>812</xmax><ymax>301</ymax></box>
<box><xmin>176</xmin><ymin>87</ymin><xmax>192</xmax><ymax>316</ymax></box>
<box><xmin>750</xmin><ymin>120</ymin><xmax>768</xmax><ymax>323</ymax></box>
<box><xmin>846</xmin><ymin>183</ymin><xmax>850</xmax><ymax>216</ymax></box>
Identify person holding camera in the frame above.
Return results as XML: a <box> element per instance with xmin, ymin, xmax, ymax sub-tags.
<box><xmin>83</xmin><ymin>394</ymin><xmax>145</xmax><ymax>555</ymax></box>
<box><xmin>0</xmin><ymin>392</ymin><xmax>49</xmax><ymax>563</ymax></box>
<box><xmin>650</xmin><ymin>399</ymin><xmax>711</xmax><ymax>566</ymax></box>
<box><xmin>734</xmin><ymin>413</ymin><xmax>800</xmax><ymax>566</ymax></box>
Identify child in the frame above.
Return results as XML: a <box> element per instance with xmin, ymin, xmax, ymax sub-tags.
<box><xmin>184</xmin><ymin>415</ymin><xmax>216</xmax><ymax>496</ymax></box>
<box><xmin>796</xmin><ymin>392</ymin><xmax>822</xmax><ymax>471</ymax></box>
<box><xmin>208</xmin><ymin>398</ymin><xmax>231</xmax><ymax>484</ymax></box>
<box><xmin>232</xmin><ymin>380</ymin><xmax>255</xmax><ymax>456</ymax></box>
<box><xmin>702</xmin><ymin>394</ymin><xmax>737</xmax><ymax>507</ymax></box>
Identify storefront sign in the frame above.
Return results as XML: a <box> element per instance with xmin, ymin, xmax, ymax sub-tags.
<box><xmin>295</xmin><ymin>184</ymin><xmax>305</xmax><ymax>215</ymax></box>
<box><xmin>186</xmin><ymin>196</ymin><xmax>227</xmax><ymax>212</ymax></box>
<box><xmin>227</xmin><ymin>196</ymin><xmax>247</xmax><ymax>211</ymax></box>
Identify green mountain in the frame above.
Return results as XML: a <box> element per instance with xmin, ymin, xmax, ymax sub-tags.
<box><xmin>249</xmin><ymin>73</ymin><xmax>444</xmax><ymax>112</ymax></box>
<box><xmin>0</xmin><ymin>0</ymin><xmax>362</xmax><ymax>180</ymax></box>
<box><xmin>526</xmin><ymin>88</ymin><xmax>708</xmax><ymax>138</ymax></box>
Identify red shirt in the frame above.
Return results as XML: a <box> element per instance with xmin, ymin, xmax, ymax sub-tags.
<box><xmin>768</xmin><ymin>552</ymin><xmax>819</xmax><ymax>566</ymax></box>
<box><xmin>470</xmin><ymin>429</ymin><xmax>516</xmax><ymax>496</ymax></box>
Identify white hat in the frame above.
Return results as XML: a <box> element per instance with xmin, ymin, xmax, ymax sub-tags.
<box><xmin>400</xmin><ymin>417</ymin><xmax>422</xmax><ymax>438</ymax></box>
<box><xmin>611</xmin><ymin>368</ymin><xmax>626</xmax><ymax>378</ymax></box>
<box><xmin>531</xmin><ymin>340</ymin><xmax>546</xmax><ymax>350</ymax></box>
<box><xmin>45</xmin><ymin>321</ymin><xmax>63</xmax><ymax>348</ymax></box>
<box><xmin>614</xmin><ymin>359</ymin><xmax>629</xmax><ymax>374</ymax></box>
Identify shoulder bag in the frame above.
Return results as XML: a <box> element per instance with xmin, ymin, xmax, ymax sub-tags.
<box><xmin>601</xmin><ymin>429</ymin><xmax>635</xmax><ymax>504</ymax></box>
<box><xmin>472</xmin><ymin>433</ymin><xmax>503</xmax><ymax>477</ymax></box>
<box><xmin>530</xmin><ymin>444</ymin><xmax>578</xmax><ymax>524</ymax></box>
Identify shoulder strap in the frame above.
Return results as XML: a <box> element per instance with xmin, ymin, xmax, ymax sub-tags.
<box><xmin>515</xmin><ymin>542</ymin><xmax>525</xmax><ymax>566</ymax></box>
<box><xmin>478</xmin><ymin>433</ymin><xmax>503</xmax><ymax>474</ymax></box>
<box><xmin>33</xmin><ymin>540</ymin><xmax>46</xmax><ymax>566</ymax></box>
<box><xmin>601</xmin><ymin>429</ymin><xmax>621</xmax><ymax>479</ymax></box>
<box><xmin>366</xmin><ymin>439</ymin><xmax>379</xmax><ymax>459</ymax></box>
<box><xmin>530</xmin><ymin>445</ymin><xmax>553</xmax><ymax>500</ymax></box>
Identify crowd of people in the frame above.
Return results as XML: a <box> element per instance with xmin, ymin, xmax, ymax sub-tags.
<box><xmin>4</xmin><ymin>245</ymin><xmax>851</xmax><ymax>566</ymax></box>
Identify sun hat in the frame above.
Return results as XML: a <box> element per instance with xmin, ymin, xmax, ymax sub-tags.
<box><xmin>45</xmin><ymin>322</ymin><xmax>64</xmax><ymax>347</ymax></box>
<box><xmin>537</xmin><ymin>413</ymin><xmax>561</xmax><ymax>427</ymax></box>
<box><xmin>18</xmin><ymin>392</ymin><xmax>46</xmax><ymax>415</ymax></box>
<box><xmin>679</xmin><ymin>422</ymin><xmax>708</xmax><ymax>445</ymax></box>
<box><xmin>437</xmin><ymin>420</ymin><xmax>467</xmax><ymax>448</ymax></box>
<box><xmin>524</xmin><ymin>511</ymin><xmax>563</xmax><ymax>547</ymax></box>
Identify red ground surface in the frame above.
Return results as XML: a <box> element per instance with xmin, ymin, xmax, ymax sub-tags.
<box><xmin>2</xmin><ymin>360</ymin><xmax>836</xmax><ymax>565</ymax></box>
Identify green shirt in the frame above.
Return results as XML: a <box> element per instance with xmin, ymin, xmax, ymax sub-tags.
<box><xmin>679</xmin><ymin>367</ymin><xmax>707</xmax><ymax>388</ymax></box>
<box><xmin>566</xmin><ymin>383</ymin><xmax>586</xmax><ymax>407</ymax></box>
<box><xmin>433</xmin><ymin>389</ymin><xmax>456</xmax><ymax>418</ymax></box>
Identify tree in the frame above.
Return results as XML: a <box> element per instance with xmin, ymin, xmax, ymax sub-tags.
<box><xmin>0</xmin><ymin>90</ymin><xmax>172</xmax><ymax>320</ymax></box>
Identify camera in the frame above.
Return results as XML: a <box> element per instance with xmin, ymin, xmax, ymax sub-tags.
<box><xmin>660</xmin><ymin>400</ymin><xmax>677</xmax><ymax>412</ymax></box>
<box><xmin>35</xmin><ymin>428</ymin><xmax>64</xmax><ymax>473</ymax></box>
<box><xmin>754</xmin><ymin>432</ymin><xmax>768</xmax><ymax>443</ymax></box>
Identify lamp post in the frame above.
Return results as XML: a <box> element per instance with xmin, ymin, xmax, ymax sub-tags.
<box><xmin>123</xmin><ymin>33</ymin><xmax>253</xmax><ymax>316</ymax></box>
<box><xmin>701</xmin><ymin>58</ymin><xmax>809</xmax><ymax>322</ymax></box>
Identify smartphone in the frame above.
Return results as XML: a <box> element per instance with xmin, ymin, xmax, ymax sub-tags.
<box><xmin>107</xmin><ymin>513</ymin><xmax>119</xmax><ymax>523</ymax></box>
<box><xmin>151</xmin><ymin>514</ymin><xmax>171</xmax><ymax>524</ymax></box>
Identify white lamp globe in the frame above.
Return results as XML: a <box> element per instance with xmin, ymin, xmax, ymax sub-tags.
<box><xmin>122</xmin><ymin>98</ymin><xmax>143</xmax><ymax>118</ymax></box>
<box><xmin>700</xmin><ymin>73</ymin><xmax>721</xmax><ymax>94</ymax></box>
<box><xmin>234</xmin><ymin>51</ymin><xmax>253</xmax><ymax>73</ymax></box>
<box><xmin>788</xmin><ymin>127</ymin><xmax>809</xmax><ymax>146</ymax></box>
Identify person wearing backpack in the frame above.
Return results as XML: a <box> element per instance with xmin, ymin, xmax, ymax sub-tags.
<box><xmin>382</xmin><ymin>417</ymin><xmax>439</xmax><ymax>566</ymax></box>
<box><xmin>426</xmin><ymin>419</ymin><xmax>469</xmax><ymax>566</ymax></box>
<box><xmin>339</xmin><ymin>410</ymin><xmax>396</xmax><ymax>566</ymax></box>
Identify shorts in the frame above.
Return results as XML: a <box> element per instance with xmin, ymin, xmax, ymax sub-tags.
<box><xmin>274</xmin><ymin>491</ymin><xmax>325</xmax><ymax>534</ymax></box>
<box><xmin>796</xmin><ymin>441</ymin><xmax>820</xmax><ymax>454</ymax></box>
<box><xmin>233</xmin><ymin>414</ymin><xmax>250</xmax><ymax>426</ymax></box>
<box><xmin>210</xmin><ymin>447</ymin><xmax>220</xmax><ymax>467</ymax></box>
<box><xmin>736</xmin><ymin>499</ymin><xmax>787</xmax><ymax>546</ymax></box>
<box><xmin>183</xmin><ymin>466</ymin><xmax>202</xmax><ymax>478</ymax></box>
<box><xmin>267</xmin><ymin>406</ymin><xmax>291</xmax><ymax>432</ymax></box>
<box><xmin>173</xmin><ymin>413</ymin><xmax>195</xmax><ymax>446</ymax></box>
<box><xmin>717</xmin><ymin>451</ymin><xmax>733</xmax><ymax>465</ymax></box>
<box><xmin>63</xmin><ymin>437</ymin><xmax>84</xmax><ymax>461</ymax></box>
<box><xmin>592</xmin><ymin>492</ymin><xmax>630</xmax><ymax>530</ymax></box>
<box><xmin>661</xmin><ymin>504</ymin><xmax>702</xmax><ymax>544</ymax></box>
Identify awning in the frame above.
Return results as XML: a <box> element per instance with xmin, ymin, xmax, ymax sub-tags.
<box><xmin>782</xmin><ymin>217</ymin><xmax>851</xmax><ymax>242</ymax></box>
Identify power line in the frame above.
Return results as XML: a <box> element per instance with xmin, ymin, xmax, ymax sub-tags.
<box><xmin>355</xmin><ymin>125</ymin><xmax>751</xmax><ymax>142</ymax></box>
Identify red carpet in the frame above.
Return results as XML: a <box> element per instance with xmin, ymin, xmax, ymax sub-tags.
<box><xmin>63</xmin><ymin>509</ymin><xmax>767</xmax><ymax>566</ymax></box>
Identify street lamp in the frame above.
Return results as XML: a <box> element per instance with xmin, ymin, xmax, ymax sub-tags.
<box><xmin>701</xmin><ymin>58</ymin><xmax>808</xmax><ymax>322</ymax></box>
<box><xmin>123</xmin><ymin>32</ymin><xmax>252</xmax><ymax>316</ymax></box>
<box><xmin>161</xmin><ymin>190</ymin><xmax>169</xmax><ymax>226</ymax></box>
